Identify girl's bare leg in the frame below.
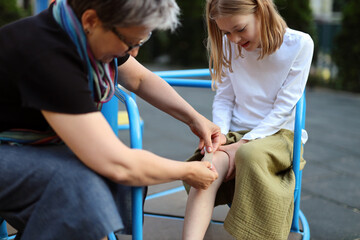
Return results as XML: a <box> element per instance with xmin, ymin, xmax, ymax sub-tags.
<box><xmin>182</xmin><ymin>151</ymin><xmax>229</xmax><ymax>240</ymax></box>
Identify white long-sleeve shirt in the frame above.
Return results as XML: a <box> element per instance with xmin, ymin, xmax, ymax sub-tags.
<box><xmin>212</xmin><ymin>28</ymin><xmax>314</xmax><ymax>143</ymax></box>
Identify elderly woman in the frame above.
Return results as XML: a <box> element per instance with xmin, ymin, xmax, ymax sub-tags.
<box><xmin>0</xmin><ymin>0</ymin><xmax>220</xmax><ymax>239</ymax></box>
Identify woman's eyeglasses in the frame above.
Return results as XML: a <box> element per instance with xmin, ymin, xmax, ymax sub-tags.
<box><xmin>111</xmin><ymin>27</ymin><xmax>152</xmax><ymax>53</ymax></box>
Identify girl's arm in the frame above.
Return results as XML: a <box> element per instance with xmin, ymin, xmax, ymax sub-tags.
<box><xmin>242</xmin><ymin>35</ymin><xmax>314</xmax><ymax>141</ymax></box>
<box><xmin>212</xmin><ymin>68</ymin><xmax>236</xmax><ymax>134</ymax></box>
<box><xmin>42</xmin><ymin>110</ymin><xmax>218</xmax><ymax>188</ymax></box>
<box><xmin>117</xmin><ymin>56</ymin><xmax>223</xmax><ymax>152</ymax></box>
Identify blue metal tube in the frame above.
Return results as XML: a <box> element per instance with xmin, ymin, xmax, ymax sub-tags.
<box><xmin>145</xmin><ymin>186</ymin><xmax>185</xmax><ymax>201</ymax></box>
<box><xmin>154</xmin><ymin>69</ymin><xmax>210</xmax><ymax>78</ymax></box>
<box><xmin>160</xmin><ymin>69</ymin><xmax>309</xmax><ymax>236</ymax></box>
<box><xmin>291</xmin><ymin>92</ymin><xmax>305</xmax><ymax>232</ymax></box>
<box><xmin>0</xmin><ymin>218</ymin><xmax>8</xmax><ymax>239</ymax></box>
<box><xmin>101</xmin><ymin>96</ymin><xmax>119</xmax><ymax>137</ymax></box>
<box><xmin>299</xmin><ymin>210</ymin><xmax>310</xmax><ymax>240</ymax></box>
<box><xmin>125</xmin><ymin>94</ymin><xmax>143</xmax><ymax>240</ymax></box>
<box><xmin>113</xmin><ymin>68</ymin><xmax>309</xmax><ymax>238</ymax></box>
<box><xmin>107</xmin><ymin>57</ymin><xmax>143</xmax><ymax>239</ymax></box>
<box><xmin>107</xmin><ymin>232</ymin><xmax>117</xmax><ymax>240</ymax></box>
<box><xmin>164</xmin><ymin>78</ymin><xmax>212</xmax><ymax>88</ymax></box>
<box><xmin>115</xmin><ymin>87</ymin><xmax>143</xmax><ymax>240</ymax></box>
<box><xmin>35</xmin><ymin>0</ymin><xmax>49</xmax><ymax>14</ymax></box>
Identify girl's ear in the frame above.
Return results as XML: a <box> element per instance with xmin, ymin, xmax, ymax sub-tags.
<box><xmin>81</xmin><ymin>9</ymin><xmax>101</xmax><ymax>33</ymax></box>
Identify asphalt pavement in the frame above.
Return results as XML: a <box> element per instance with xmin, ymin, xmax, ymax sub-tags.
<box><xmin>118</xmin><ymin>78</ymin><xmax>360</xmax><ymax>240</ymax></box>
<box><xmin>5</xmin><ymin>73</ymin><xmax>360</xmax><ymax>240</ymax></box>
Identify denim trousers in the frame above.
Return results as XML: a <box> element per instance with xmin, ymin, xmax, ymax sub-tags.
<box><xmin>0</xmin><ymin>144</ymin><xmax>132</xmax><ymax>240</ymax></box>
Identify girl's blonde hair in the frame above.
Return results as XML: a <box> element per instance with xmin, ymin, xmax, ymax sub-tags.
<box><xmin>206</xmin><ymin>0</ymin><xmax>287</xmax><ymax>88</ymax></box>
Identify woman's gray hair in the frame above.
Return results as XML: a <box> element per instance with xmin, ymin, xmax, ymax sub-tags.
<box><xmin>68</xmin><ymin>0</ymin><xmax>180</xmax><ymax>31</ymax></box>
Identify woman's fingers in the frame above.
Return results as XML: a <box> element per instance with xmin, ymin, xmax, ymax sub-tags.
<box><xmin>185</xmin><ymin>161</ymin><xmax>218</xmax><ymax>190</ymax></box>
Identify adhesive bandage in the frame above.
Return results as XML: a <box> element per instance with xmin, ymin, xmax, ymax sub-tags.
<box><xmin>203</xmin><ymin>147</ymin><xmax>213</xmax><ymax>167</ymax></box>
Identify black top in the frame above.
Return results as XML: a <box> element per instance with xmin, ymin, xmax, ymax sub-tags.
<box><xmin>0</xmin><ymin>6</ymin><xmax>129</xmax><ymax>132</ymax></box>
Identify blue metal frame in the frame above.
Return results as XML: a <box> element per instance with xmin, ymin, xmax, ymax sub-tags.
<box><xmin>152</xmin><ymin>68</ymin><xmax>310</xmax><ymax>239</ymax></box>
<box><xmin>0</xmin><ymin>219</ymin><xmax>8</xmax><ymax>240</ymax></box>
<box><xmin>35</xmin><ymin>0</ymin><xmax>49</xmax><ymax>14</ymax></box>
<box><xmin>155</xmin><ymin>69</ymin><xmax>210</xmax><ymax>78</ymax></box>
<box><xmin>102</xmin><ymin>96</ymin><xmax>120</xmax><ymax>136</ymax></box>
<box><xmin>0</xmin><ymin>0</ymin><xmax>141</xmax><ymax>239</ymax></box>
<box><xmin>114</xmin><ymin>87</ymin><xmax>143</xmax><ymax>240</ymax></box>
<box><xmin>0</xmin><ymin>66</ymin><xmax>310</xmax><ymax>239</ymax></box>
<box><xmin>101</xmin><ymin>57</ymin><xmax>144</xmax><ymax>239</ymax></box>
<box><xmin>291</xmin><ymin>92</ymin><xmax>310</xmax><ymax>239</ymax></box>
<box><xmin>117</xmin><ymin>92</ymin><xmax>144</xmax><ymax>133</ymax></box>
<box><xmin>1</xmin><ymin>1</ymin><xmax>309</xmax><ymax>239</ymax></box>
<box><xmin>1</xmin><ymin>218</ymin><xmax>15</xmax><ymax>240</ymax></box>
<box><xmin>299</xmin><ymin>210</ymin><xmax>310</xmax><ymax>240</ymax></box>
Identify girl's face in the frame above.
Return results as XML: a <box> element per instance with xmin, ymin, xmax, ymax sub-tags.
<box><xmin>215</xmin><ymin>13</ymin><xmax>261</xmax><ymax>52</ymax></box>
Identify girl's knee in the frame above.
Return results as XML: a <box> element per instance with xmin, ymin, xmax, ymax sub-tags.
<box><xmin>212</xmin><ymin>151</ymin><xmax>229</xmax><ymax>172</ymax></box>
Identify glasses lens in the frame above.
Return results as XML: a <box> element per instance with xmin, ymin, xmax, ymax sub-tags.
<box><xmin>140</xmin><ymin>32</ymin><xmax>152</xmax><ymax>46</ymax></box>
<box><xmin>112</xmin><ymin>27</ymin><xmax>152</xmax><ymax>52</ymax></box>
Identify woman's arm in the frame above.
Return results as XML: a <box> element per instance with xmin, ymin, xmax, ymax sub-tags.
<box><xmin>42</xmin><ymin>110</ymin><xmax>218</xmax><ymax>188</ymax></box>
<box><xmin>117</xmin><ymin>56</ymin><xmax>223</xmax><ymax>152</ymax></box>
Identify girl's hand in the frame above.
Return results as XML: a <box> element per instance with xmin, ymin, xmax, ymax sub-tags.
<box><xmin>219</xmin><ymin>139</ymin><xmax>249</xmax><ymax>182</ymax></box>
<box><xmin>183</xmin><ymin>161</ymin><xmax>218</xmax><ymax>190</ymax></box>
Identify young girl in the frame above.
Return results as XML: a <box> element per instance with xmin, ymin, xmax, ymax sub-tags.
<box><xmin>182</xmin><ymin>0</ymin><xmax>314</xmax><ymax>239</ymax></box>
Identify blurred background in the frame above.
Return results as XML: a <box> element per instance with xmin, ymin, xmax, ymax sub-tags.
<box><xmin>1</xmin><ymin>0</ymin><xmax>359</xmax><ymax>93</ymax></box>
<box><xmin>1</xmin><ymin>1</ymin><xmax>359</xmax><ymax>239</ymax></box>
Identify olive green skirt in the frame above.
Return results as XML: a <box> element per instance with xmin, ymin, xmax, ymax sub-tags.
<box><xmin>183</xmin><ymin>129</ymin><xmax>306</xmax><ymax>240</ymax></box>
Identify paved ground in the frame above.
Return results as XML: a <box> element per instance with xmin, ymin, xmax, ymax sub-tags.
<box><xmin>118</xmin><ymin>81</ymin><xmax>360</xmax><ymax>240</ymax></box>
<box><xmin>5</xmin><ymin>77</ymin><xmax>360</xmax><ymax>240</ymax></box>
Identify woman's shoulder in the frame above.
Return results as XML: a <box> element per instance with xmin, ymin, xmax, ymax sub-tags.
<box><xmin>0</xmin><ymin>8</ymin><xmax>77</xmax><ymax>64</ymax></box>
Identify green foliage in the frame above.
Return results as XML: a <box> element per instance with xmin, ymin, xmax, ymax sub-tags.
<box><xmin>274</xmin><ymin>0</ymin><xmax>318</xmax><ymax>61</ymax></box>
<box><xmin>139</xmin><ymin>0</ymin><xmax>319</xmax><ymax>68</ymax></box>
<box><xmin>0</xmin><ymin>0</ymin><xmax>28</xmax><ymax>27</ymax></box>
<box><xmin>137</xmin><ymin>0</ymin><xmax>208</xmax><ymax>67</ymax></box>
<box><xmin>166</xmin><ymin>1</ymin><xmax>208</xmax><ymax>67</ymax></box>
<box><xmin>333</xmin><ymin>0</ymin><xmax>346</xmax><ymax>12</ymax></box>
<box><xmin>332</xmin><ymin>0</ymin><xmax>360</xmax><ymax>92</ymax></box>
<box><xmin>275</xmin><ymin>0</ymin><xmax>316</xmax><ymax>35</ymax></box>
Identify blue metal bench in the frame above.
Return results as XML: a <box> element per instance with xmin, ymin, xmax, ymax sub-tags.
<box><xmin>153</xmin><ymin>68</ymin><xmax>310</xmax><ymax>240</ymax></box>
<box><xmin>0</xmin><ymin>68</ymin><xmax>309</xmax><ymax>240</ymax></box>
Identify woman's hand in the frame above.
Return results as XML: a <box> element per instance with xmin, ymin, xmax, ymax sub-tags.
<box><xmin>183</xmin><ymin>161</ymin><xmax>218</xmax><ymax>189</ymax></box>
<box><xmin>189</xmin><ymin>114</ymin><xmax>225</xmax><ymax>154</ymax></box>
<box><xmin>118</xmin><ymin>57</ymin><xmax>225</xmax><ymax>154</ymax></box>
<box><xmin>219</xmin><ymin>139</ymin><xmax>249</xmax><ymax>182</ymax></box>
